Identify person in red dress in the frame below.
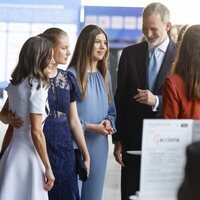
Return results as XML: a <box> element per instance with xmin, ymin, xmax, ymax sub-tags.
<box><xmin>163</xmin><ymin>25</ymin><xmax>200</xmax><ymax>119</ymax></box>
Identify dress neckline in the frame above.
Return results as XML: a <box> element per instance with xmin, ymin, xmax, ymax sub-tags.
<box><xmin>87</xmin><ymin>71</ymin><xmax>99</xmax><ymax>74</ymax></box>
<box><xmin>49</xmin><ymin>69</ymin><xmax>59</xmax><ymax>79</ymax></box>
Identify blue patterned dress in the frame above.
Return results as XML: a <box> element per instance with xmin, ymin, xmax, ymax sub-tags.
<box><xmin>43</xmin><ymin>69</ymin><xmax>81</xmax><ymax>200</ymax></box>
<box><xmin>68</xmin><ymin>67</ymin><xmax>116</xmax><ymax>200</ymax></box>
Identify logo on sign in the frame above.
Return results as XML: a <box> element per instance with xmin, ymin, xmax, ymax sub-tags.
<box><xmin>153</xmin><ymin>134</ymin><xmax>180</xmax><ymax>145</ymax></box>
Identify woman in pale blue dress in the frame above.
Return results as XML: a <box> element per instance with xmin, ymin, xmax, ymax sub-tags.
<box><xmin>68</xmin><ymin>24</ymin><xmax>116</xmax><ymax>200</ymax></box>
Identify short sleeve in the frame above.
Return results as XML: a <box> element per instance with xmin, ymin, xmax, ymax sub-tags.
<box><xmin>67</xmin><ymin>71</ymin><xmax>81</xmax><ymax>102</ymax></box>
<box><xmin>29</xmin><ymin>79</ymin><xmax>48</xmax><ymax>114</ymax></box>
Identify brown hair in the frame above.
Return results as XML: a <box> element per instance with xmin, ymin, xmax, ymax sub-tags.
<box><xmin>11</xmin><ymin>36</ymin><xmax>52</xmax><ymax>89</ymax></box>
<box><xmin>177</xmin><ymin>24</ymin><xmax>190</xmax><ymax>47</ymax></box>
<box><xmin>172</xmin><ymin>25</ymin><xmax>200</xmax><ymax>100</ymax></box>
<box><xmin>42</xmin><ymin>27</ymin><xmax>68</xmax><ymax>47</ymax></box>
<box><xmin>68</xmin><ymin>24</ymin><xmax>110</xmax><ymax>100</ymax></box>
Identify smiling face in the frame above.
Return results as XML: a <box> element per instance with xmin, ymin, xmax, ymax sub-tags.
<box><xmin>142</xmin><ymin>13</ymin><xmax>171</xmax><ymax>48</ymax></box>
<box><xmin>91</xmin><ymin>33</ymin><xmax>108</xmax><ymax>62</ymax></box>
<box><xmin>53</xmin><ymin>35</ymin><xmax>71</xmax><ymax>65</ymax></box>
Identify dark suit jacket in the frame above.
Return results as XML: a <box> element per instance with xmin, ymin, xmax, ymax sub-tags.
<box><xmin>113</xmin><ymin>40</ymin><xmax>177</xmax><ymax>151</ymax></box>
<box><xmin>178</xmin><ymin>141</ymin><xmax>200</xmax><ymax>200</ymax></box>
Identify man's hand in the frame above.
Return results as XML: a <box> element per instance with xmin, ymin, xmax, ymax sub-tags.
<box><xmin>113</xmin><ymin>141</ymin><xmax>125</xmax><ymax>167</ymax></box>
<box><xmin>133</xmin><ymin>88</ymin><xmax>156</xmax><ymax>106</ymax></box>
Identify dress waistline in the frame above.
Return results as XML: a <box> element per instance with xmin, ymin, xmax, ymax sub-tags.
<box><xmin>45</xmin><ymin>116</ymin><xmax>67</xmax><ymax>122</ymax></box>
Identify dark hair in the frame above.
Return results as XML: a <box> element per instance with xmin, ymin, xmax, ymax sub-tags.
<box><xmin>173</xmin><ymin>25</ymin><xmax>200</xmax><ymax>100</ymax></box>
<box><xmin>11</xmin><ymin>36</ymin><xmax>53</xmax><ymax>89</ymax></box>
<box><xmin>68</xmin><ymin>24</ymin><xmax>109</xmax><ymax>99</ymax></box>
<box><xmin>178</xmin><ymin>141</ymin><xmax>200</xmax><ymax>199</ymax></box>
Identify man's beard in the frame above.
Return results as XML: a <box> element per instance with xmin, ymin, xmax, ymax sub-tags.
<box><xmin>146</xmin><ymin>34</ymin><xmax>167</xmax><ymax>49</ymax></box>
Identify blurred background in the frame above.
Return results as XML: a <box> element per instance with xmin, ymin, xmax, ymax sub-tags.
<box><xmin>0</xmin><ymin>0</ymin><xmax>198</xmax><ymax>94</ymax></box>
<box><xmin>0</xmin><ymin>1</ymin><xmax>198</xmax><ymax>199</ymax></box>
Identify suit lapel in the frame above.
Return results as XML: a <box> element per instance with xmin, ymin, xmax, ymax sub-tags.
<box><xmin>154</xmin><ymin>40</ymin><xmax>176</xmax><ymax>92</ymax></box>
<box><xmin>136</xmin><ymin>42</ymin><xmax>149</xmax><ymax>89</ymax></box>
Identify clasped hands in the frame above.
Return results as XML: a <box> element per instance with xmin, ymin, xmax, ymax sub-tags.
<box><xmin>95</xmin><ymin>119</ymin><xmax>115</xmax><ymax>136</ymax></box>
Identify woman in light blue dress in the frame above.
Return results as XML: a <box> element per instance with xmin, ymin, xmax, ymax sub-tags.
<box><xmin>68</xmin><ymin>24</ymin><xmax>116</xmax><ymax>200</ymax></box>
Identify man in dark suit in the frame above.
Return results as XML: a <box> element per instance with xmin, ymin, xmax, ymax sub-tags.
<box><xmin>112</xmin><ymin>2</ymin><xmax>177</xmax><ymax>200</ymax></box>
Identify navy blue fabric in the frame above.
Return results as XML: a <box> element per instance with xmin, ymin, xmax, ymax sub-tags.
<box><xmin>43</xmin><ymin>69</ymin><xmax>81</xmax><ymax>200</ymax></box>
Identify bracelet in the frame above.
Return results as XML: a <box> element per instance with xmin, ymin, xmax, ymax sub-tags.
<box><xmin>81</xmin><ymin>121</ymin><xmax>87</xmax><ymax>131</ymax></box>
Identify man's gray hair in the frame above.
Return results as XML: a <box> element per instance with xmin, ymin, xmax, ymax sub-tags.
<box><xmin>143</xmin><ymin>2</ymin><xmax>170</xmax><ymax>23</ymax></box>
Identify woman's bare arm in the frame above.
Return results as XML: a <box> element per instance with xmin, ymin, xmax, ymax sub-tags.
<box><xmin>0</xmin><ymin>98</ymin><xmax>9</xmax><ymax>124</ymax></box>
<box><xmin>0</xmin><ymin>98</ymin><xmax>23</xmax><ymax>127</ymax></box>
<box><xmin>68</xmin><ymin>102</ymin><xmax>90</xmax><ymax>176</ymax></box>
<box><xmin>30</xmin><ymin>113</ymin><xmax>55</xmax><ymax>191</ymax></box>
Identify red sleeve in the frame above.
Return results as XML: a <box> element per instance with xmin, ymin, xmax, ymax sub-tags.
<box><xmin>162</xmin><ymin>76</ymin><xmax>180</xmax><ymax>118</ymax></box>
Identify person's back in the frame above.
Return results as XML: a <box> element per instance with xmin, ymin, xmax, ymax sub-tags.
<box><xmin>0</xmin><ymin>36</ymin><xmax>55</xmax><ymax>200</ymax></box>
<box><xmin>163</xmin><ymin>25</ymin><xmax>200</xmax><ymax>119</ymax></box>
<box><xmin>178</xmin><ymin>141</ymin><xmax>200</xmax><ymax>200</ymax></box>
<box><xmin>163</xmin><ymin>73</ymin><xmax>200</xmax><ymax>119</ymax></box>
<box><xmin>8</xmin><ymin>78</ymin><xmax>46</xmax><ymax>132</ymax></box>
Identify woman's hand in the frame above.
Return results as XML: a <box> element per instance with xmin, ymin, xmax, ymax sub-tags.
<box><xmin>87</xmin><ymin>121</ymin><xmax>115</xmax><ymax>136</ymax></box>
<box><xmin>84</xmin><ymin>159</ymin><xmax>90</xmax><ymax>178</ymax></box>
<box><xmin>93</xmin><ymin>123</ymin><xmax>111</xmax><ymax>135</ymax></box>
<box><xmin>8</xmin><ymin>111</ymin><xmax>23</xmax><ymax>128</ymax></box>
<box><xmin>44</xmin><ymin>168</ymin><xmax>55</xmax><ymax>191</ymax></box>
<box><xmin>102</xmin><ymin>119</ymin><xmax>115</xmax><ymax>134</ymax></box>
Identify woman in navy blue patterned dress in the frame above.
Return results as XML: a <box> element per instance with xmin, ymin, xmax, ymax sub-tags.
<box><xmin>41</xmin><ymin>28</ymin><xmax>90</xmax><ymax>200</ymax></box>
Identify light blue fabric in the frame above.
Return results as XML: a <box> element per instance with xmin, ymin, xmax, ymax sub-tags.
<box><xmin>148</xmin><ymin>48</ymin><xmax>159</xmax><ymax>91</ymax></box>
<box><xmin>67</xmin><ymin>67</ymin><xmax>116</xmax><ymax>200</ymax></box>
